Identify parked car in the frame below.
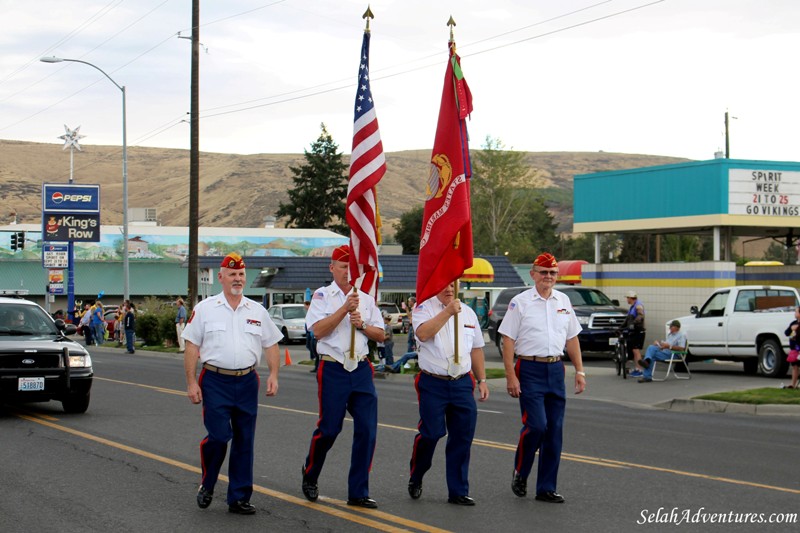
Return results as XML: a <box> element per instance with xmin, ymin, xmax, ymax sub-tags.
<box><xmin>0</xmin><ymin>296</ymin><xmax>93</xmax><ymax>413</ymax></box>
<box><xmin>268</xmin><ymin>303</ymin><xmax>307</xmax><ymax>344</ymax></box>
<box><xmin>377</xmin><ymin>302</ymin><xmax>405</xmax><ymax>332</ymax></box>
<box><xmin>487</xmin><ymin>285</ymin><xmax>627</xmax><ymax>355</ymax></box>
<box><xmin>668</xmin><ymin>285</ymin><xmax>800</xmax><ymax>377</ymax></box>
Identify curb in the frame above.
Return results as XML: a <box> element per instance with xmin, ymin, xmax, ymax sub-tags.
<box><xmin>654</xmin><ymin>398</ymin><xmax>800</xmax><ymax>416</ymax></box>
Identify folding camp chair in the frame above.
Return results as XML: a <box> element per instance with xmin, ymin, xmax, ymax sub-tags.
<box><xmin>651</xmin><ymin>341</ymin><xmax>691</xmax><ymax>381</ymax></box>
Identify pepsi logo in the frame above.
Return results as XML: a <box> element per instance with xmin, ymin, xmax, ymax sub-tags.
<box><xmin>51</xmin><ymin>192</ymin><xmax>64</xmax><ymax>203</ymax></box>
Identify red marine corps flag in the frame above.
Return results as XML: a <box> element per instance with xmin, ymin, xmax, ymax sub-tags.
<box><xmin>415</xmin><ymin>23</ymin><xmax>474</xmax><ymax>305</ymax></box>
<box><xmin>346</xmin><ymin>9</ymin><xmax>386</xmax><ymax>299</ymax></box>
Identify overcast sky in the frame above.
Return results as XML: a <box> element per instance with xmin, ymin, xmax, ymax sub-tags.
<box><xmin>2</xmin><ymin>0</ymin><xmax>799</xmax><ymax>161</ymax></box>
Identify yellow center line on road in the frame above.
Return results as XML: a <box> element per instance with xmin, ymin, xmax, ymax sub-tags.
<box><xmin>14</xmin><ymin>411</ymin><xmax>449</xmax><ymax>533</ymax></box>
<box><xmin>94</xmin><ymin>376</ymin><xmax>800</xmax><ymax>496</ymax></box>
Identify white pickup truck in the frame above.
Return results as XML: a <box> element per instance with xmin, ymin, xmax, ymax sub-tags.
<box><xmin>669</xmin><ymin>285</ymin><xmax>799</xmax><ymax>378</ymax></box>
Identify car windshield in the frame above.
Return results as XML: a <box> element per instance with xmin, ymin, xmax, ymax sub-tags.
<box><xmin>561</xmin><ymin>288</ymin><xmax>614</xmax><ymax>306</ymax></box>
<box><xmin>379</xmin><ymin>304</ymin><xmax>399</xmax><ymax>314</ymax></box>
<box><xmin>0</xmin><ymin>303</ymin><xmax>60</xmax><ymax>336</ymax></box>
<box><xmin>282</xmin><ymin>306</ymin><xmax>306</xmax><ymax>320</ymax></box>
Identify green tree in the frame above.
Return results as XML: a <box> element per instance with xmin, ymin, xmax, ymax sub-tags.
<box><xmin>763</xmin><ymin>241</ymin><xmax>791</xmax><ymax>263</ymax></box>
<box><xmin>560</xmin><ymin>234</ymin><xmax>621</xmax><ymax>263</ymax></box>
<box><xmin>393</xmin><ymin>205</ymin><xmax>424</xmax><ymax>254</ymax></box>
<box><xmin>276</xmin><ymin>123</ymin><xmax>348</xmax><ymax>234</ymax></box>
<box><xmin>471</xmin><ymin>137</ymin><xmax>541</xmax><ymax>256</ymax></box>
<box><xmin>497</xmin><ymin>191</ymin><xmax>560</xmax><ymax>263</ymax></box>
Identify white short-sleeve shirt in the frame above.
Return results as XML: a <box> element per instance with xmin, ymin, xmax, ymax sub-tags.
<box><xmin>305</xmin><ymin>282</ymin><xmax>382</xmax><ymax>363</ymax></box>
<box><xmin>182</xmin><ymin>292</ymin><xmax>282</xmax><ymax>369</ymax></box>
<box><xmin>413</xmin><ymin>296</ymin><xmax>485</xmax><ymax>376</ymax></box>
<box><xmin>498</xmin><ymin>287</ymin><xmax>581</xmax><ymax>356</ymax></box>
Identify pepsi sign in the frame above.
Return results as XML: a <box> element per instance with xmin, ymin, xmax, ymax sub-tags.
<box><xmin>42</xmin><ymin>184</ymin><xmax>100</xmax><ymax>212</ymax></box>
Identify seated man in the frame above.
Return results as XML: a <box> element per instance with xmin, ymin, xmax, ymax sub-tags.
<box><xmin>383</xmin><ymin>350</ymin><xmax>418</xmax><ymax>373</ymax></box>
<box><xmin>638</xmin><ymin>320</ymin><xmax>687</xmax><ymax>383</ymax></box>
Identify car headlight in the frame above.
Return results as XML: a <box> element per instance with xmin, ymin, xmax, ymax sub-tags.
<box><xmin>576</xmin><ymin>316</ymin><xmax>590</xmax><ymax>325</ymax></box>
<box><xmin>69</xmin><ymin>354</ymin><xmax>92</xmax><ymax>368</ymax></box>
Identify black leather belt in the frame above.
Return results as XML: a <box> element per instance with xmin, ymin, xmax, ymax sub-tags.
<box><xmin>202</xmin><ymin>363</ymin><xmax>256</xmax><ymax>376</ymax></box>
<box><xmin>421</xmin><ymin>369</ymin><xmax>468</xmax><ymax>381</ymax></box>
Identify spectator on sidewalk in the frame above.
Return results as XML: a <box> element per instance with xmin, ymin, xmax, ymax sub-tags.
<box><xmin>638</xmin><ymin>320</ymin><xmax>687</xmax><ymax>383</ymax></box>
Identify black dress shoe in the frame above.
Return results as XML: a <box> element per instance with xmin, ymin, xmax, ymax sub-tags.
<box><xmin>196</xmin><ymin>485</ymin><xmax>213</xmax><ymax>509</ymax></box>
<box><xmin>228</xmin><ymin>500</ymin><xmax>256</xmax><ymax>514</ymax></box>
<box><xmin>301</xmin><ymin>465</ymin><xmax>318</xmax><ymax>502</ymax></box>
<box><xmin>347</xmin><ymin>497</ymin><xmax>378</xmax><ymax>509</ymax></box>
<box><xmin>511</xmin><ymin>471</ymin><xmax>527</xmax><ymax>497</ymax></box>
<box><xmin>408</xmin><ymin>479</ymin><xmax>422</xmax><ymax>499</ymax></box>
<box><xmin>535</xmin><ymin>491</ymin><xmax>565</xmax><ymax>503</ymax></box>
<box><xmin>448</xmin><ymin>495</ymin><xmax>475</xmax><ymax>506</ymax></box>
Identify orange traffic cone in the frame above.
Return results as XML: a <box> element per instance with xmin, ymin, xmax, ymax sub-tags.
<box><xmin>284</xmin><ymin>348</ymin><xmax>292</xmax><ymax>366</ymax></box>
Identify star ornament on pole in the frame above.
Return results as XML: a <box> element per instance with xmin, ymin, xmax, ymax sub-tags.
<box><xmin>59</xmin><ymin>124</ymin><xmax>86</xmax><ymax>151</ymax></box>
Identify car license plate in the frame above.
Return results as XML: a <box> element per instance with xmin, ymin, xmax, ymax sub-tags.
<box><xmin>608</xmin><ymin>337</ymin><xmax>618</xmax><ymax>346</ymax></box>
<box><xmin>18</xmin><ymin>377</ymin><xmax>45</xmax><ymax>391</ymax></box>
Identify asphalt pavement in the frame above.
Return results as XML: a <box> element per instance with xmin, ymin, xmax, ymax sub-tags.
<box><xmin>375</xmin><ymin>355</ymin><xmax>800</xmax><ymax>417</ymax></box>
<box><xmin>131</xmin><ymin>340</ymin><xmax>800</xmax><ymax>417</ymax></box>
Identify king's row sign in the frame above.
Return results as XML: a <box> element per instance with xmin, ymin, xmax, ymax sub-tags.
<box><xmin>41</xmin><ymin>183</ymin><xmax>101</xmax><ymax>243</ymax></box>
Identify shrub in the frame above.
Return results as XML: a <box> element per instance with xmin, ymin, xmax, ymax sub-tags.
<box><xmin>135</xmin><ymin>296</ymin><xmax>181</xmax><ymax>347</ymax></box>
<box><xmin>136</xmin><ymin>313</ymin><xmax>162</xmax><ymax>346</ymax></box>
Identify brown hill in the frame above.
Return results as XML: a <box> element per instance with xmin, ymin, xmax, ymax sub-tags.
<box><xmin>0</xmin><ymin>139</ymin><xmax>688</xmax><ymax>235</ymax></box>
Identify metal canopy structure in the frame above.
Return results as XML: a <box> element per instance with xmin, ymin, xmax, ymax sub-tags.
<box><xmin>573</xmin><ymin>158</ymin><xmax>800</xmax><ymax>261</ymax></box>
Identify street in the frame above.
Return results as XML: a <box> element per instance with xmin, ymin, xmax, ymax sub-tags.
<box><xmin>1</xmin><ymin>345</ymin><xmax>798</xmax><ymax>533</ymax></box>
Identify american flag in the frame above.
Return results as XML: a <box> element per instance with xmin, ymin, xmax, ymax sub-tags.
<box><xmin>346</xmin><ymin>30</ymin><xmax>386</xmax><ymax>298</ymax></box>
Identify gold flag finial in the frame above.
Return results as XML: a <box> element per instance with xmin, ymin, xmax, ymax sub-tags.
<box><xmin>447</xmin><ymin>15</ymin><xmax>456</xmax><ymax>42</ymax></box>
<box><xmin>363</xmin><ymin>6</ymin><xmax>374</xmax><ymax>32</ymax></box>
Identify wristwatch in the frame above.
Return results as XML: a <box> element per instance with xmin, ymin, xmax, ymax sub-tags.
<box><xmin>359</xmin><ymin>321</ymin><xmax>367</xmax><ymax>331</ymax></box>
<box><xmin>476</xmin><ymin>378</ymin><xmax>487</xmax><ymax>384</ymax></box>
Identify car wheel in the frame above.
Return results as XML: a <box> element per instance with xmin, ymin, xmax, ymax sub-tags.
<box><xmin>758</xmin><ymin>339</ymin><xmax>787</xmax><ymax>378</ymax></box>
<box><xmin>62</xmin><ymin>391</ymin><xmax>90</xmax><ymax>414</ymax></box>
<box><xmin>280</xmin><ymin>327</ymin><xmax>289</xmax><ymax>344</ymax></box>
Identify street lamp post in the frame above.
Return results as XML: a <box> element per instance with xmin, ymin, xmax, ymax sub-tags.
<box><xmin>40</xmin><ymin>56</ymin><xmax>129</xmax><ymax>303</ymax></box>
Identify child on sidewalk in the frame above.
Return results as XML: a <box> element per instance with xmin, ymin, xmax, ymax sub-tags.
<box><xmin>784</xmin><ymin>306</ymin><xmax>800</xmax><ymax>389</ymax></box>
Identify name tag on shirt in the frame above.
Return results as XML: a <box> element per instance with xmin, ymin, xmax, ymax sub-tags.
<box><xmin>557</xmin><ymin>309</ymin><xmax>571</xmax><ymax>315</ymax></box>
<box><xmin>246</xmin><ymin>319</ymin><xmax>261</xmax><ymax>327</ymax></box>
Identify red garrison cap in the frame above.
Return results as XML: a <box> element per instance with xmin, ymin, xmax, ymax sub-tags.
<box><xmin>331</xmin><ymin>244</ymin><xmax>350</xmax><ymax>262</ymax></box>
<box><xmin>220</xmin><ymin>252</ymin><xmax>246</xmax><ymax>270</ymax></box>
<box><xmin>533</xmin><ymin>252</ymin><xmax>558</xmax><ymax>269</ymax></box>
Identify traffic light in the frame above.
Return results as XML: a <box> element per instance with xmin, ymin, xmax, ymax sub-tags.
<box><xmin>10</xmin><ymin>232</ymin><xmax>18</xmax><ymax>251</ymax></box>
<box><xmin>16</xmin><ymin>232</ymin><xmax>24</xmax><ymax>251</ymax></box>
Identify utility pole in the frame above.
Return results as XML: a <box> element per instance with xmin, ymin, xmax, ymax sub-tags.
<box><xmin>725</xmin><ymin>111</ymin><xmax>730</xmax><ymax>158</ymax></box>
<box><xmin>188</xmin><ymin>0</ymin><xmax>200</xmax><ymax>305</ymax></box>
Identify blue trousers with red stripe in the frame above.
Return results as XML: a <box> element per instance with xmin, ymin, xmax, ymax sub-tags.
<box><xmin>198</xmin><ymin>368</ymin><xmax>260</xmax><ymax>504</ymax></box>
<box><xmin>303</xmin><ymin>359</ymin><xmax>377</xmax><ymax>499</ymax></box>
<box><xmin>513</xmin><ymin>359</ymin><xmax>565</xmax><ymax>494</ymax></box>
<box><xmin>409</xmin><ymin>372</ymin><xmax>477</xmax><ymax>498</ymax></box>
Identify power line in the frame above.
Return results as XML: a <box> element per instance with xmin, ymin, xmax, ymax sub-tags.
<box><xmin>194</xmin><ymin>0</ymin><xmax>668</xmax><ymax>121</ymax></box>
<box><xmin>0</xmin><ymin>0</ymin><xmax>124</xmax><ymax>88</ymax></box>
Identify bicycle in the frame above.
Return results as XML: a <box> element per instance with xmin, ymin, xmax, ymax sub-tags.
<box><xmin>612</xmin><ymin>329</ymin><xmax>631</xmax><ymax>379</ymax></box>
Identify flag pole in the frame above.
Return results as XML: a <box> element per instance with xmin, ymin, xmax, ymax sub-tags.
<box><xmin>350</xmin><ymin>286</ymin><xmax>357</xmax><ymax>360</ymax></box>
<box><xmin>349</xmin><ymin>6</ymin><xmax>376</xmax><ymax>361</ymax></box>
<box><xmin>448</xmin><ymin>15</ymin><xmax>460</xmax><ymax>366</ymax></box>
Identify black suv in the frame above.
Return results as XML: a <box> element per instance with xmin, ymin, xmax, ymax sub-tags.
<box><xmin>487</xmin><ymin>285</ymin><xmax>627</xmax><ymax>355</ymax></box>
<box><xmin>0</xmin><ymin>296</ymin><xmax>93</xmax><ymax>413</ymax></box>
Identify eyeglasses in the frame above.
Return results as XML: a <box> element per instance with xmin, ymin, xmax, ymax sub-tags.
<box><xmin>534</xmin><ymin>269</ymin><xmax>559</xmax><ymax>277</ymax></box>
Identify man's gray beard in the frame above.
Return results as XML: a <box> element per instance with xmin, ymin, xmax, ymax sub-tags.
<box><xmin>231</xmin><ymin>288</ymin><xmax>243</xmax><ymax>295</ymax></box>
